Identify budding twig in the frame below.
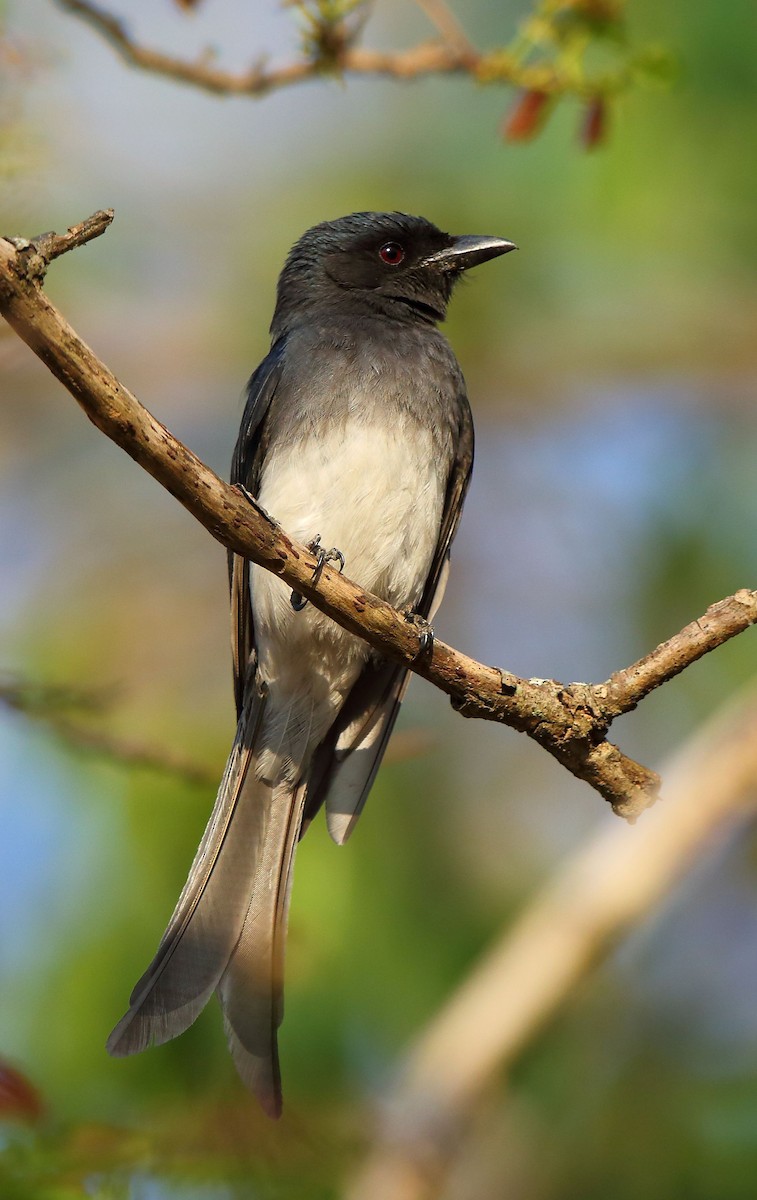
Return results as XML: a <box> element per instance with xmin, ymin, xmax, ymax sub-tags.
<box><xmin>52</xmin><ymin>0</ymin><xmax>639</xmax><ymax>107</ymax></box>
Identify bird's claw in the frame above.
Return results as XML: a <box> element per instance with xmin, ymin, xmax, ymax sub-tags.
<box><xmin>310</xmin><ymin>535</ymin><xmax>346</xmax><ymax>584</ymax></box>
<box><xmin>290</xmin><ymin>535</ymin><xmax>346</xmax><ymax>612</ymax></box>
<box><xmin>404</xmin><ymin>611</ymin><xmax>435</xmax><ymax>658</ymax></box>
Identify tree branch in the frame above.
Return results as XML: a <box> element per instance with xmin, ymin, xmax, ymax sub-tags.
<box><xmin>412</xmin><ymin>0</ymin><xmax>478</xmax><ymax>65</ymax></box>
<box><xmin>1</xmin><ymin>212</ymin><xmax>755</xmax><ymax>821</ymax></box>
<box><xmin>51</xmin><ymin>0</ymin><xmax>638</xmax><ymax>104</ymax></box>
<box><xmin>0</xmin><ymin>671</ymin><xmax>430</xmax><ymax>783</ymax></box>
<box><xmin>600</xmin><ymin>589</ymin><xmax>757</xmax><ymax>716</ymax></box>
<box><xmin>3</xmin><ymin>208</ymin><xmax>114</xmax><ymax>268</ymax></box>
<box><xmin>52</xmin><ymin>0</ymin><xmax>474</xmax><ymax>96</ymax></box>
<box><xmin>0</xmin><ymin>674</ymin><xmax>219</xmax><ymax>786</ymax></box>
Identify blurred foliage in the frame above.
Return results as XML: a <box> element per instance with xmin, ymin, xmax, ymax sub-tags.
<box><xmin>2</xmin><ymin>0</ymin><xmax>757</xmax><ymax>1197</ymax></box>
<box><xmin>0</xmin><ymin>5</ymin><xmax>32</xmax><ymax>181</ymax></box>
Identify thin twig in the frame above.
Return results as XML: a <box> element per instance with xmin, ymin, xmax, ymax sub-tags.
<box><xmin>412</xmin><ymin>0</ymin><xmax>478</xmax><ymax>64</ymax></box>
<box><xmin>599</xmin><ymin>589</ymin><xmax>757</xmax><ymax>716</ymax></box>
<box><xmin>4</xmin><ymin>209</ymin><xmax>115</xmax><ymax>283</ymax></box>
<box><xmin>53</xmin><ymin>0</ymin><xmax>473</xmax><ymax>95</ymax></box>
<box><xmin>40</xmin><ymin>717</ymin><xmax>219</xmax><ymax>785</ymax></box>
<box><xmin>0</xmin><ymin>676</ymin><xmax>217</xmax><ymax>786</ymax></box>
<box><xmin>1</xmin><ymin>214</ymin><xmax>755</xmax><ymax>823</ymax></box>
<box><xmin>0</xmin><ymin>673</ymin><xmax>432</xmax><ymax>779</ymax></box>
<box><xmin>51</xmin><ymin>0</ymin><xmax>617</xmax><ymax>101</ymax></box>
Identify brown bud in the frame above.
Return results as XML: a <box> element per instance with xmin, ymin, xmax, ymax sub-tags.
<box><xmin>503</xmin><ymin>90</ymin><xmax>551</xmax><ymax>142</ymax></box>
<box><xmin>581</xmin><ymin>95</ymin><xmax>607</xmax><ymax>148</ymax></box>
<box><xmin>0</xmin><ymin>1061</ymin><xmax>43</xmax><ymax>1123</ymax></box>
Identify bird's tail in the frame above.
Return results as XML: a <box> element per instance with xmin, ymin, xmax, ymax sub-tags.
<box><xmin>106</xmin><ymin>680</ymin><xmax>306</xmax><ymax>1118</ymax></box>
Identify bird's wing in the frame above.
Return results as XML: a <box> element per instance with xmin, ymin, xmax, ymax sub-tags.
<box><xmin>307</xmin><ymin>393</ymin><xmax>475</xmax><ymax>845</ymax></box>
<box><xmin>229</xmin><ymin>339</ymin><xmax>287</xmax><ymax>716</ymax></box>
<box><xmin>417</xmin><ymin>395</ymin><xmax>475</xmax><ymax>619</ymax></box>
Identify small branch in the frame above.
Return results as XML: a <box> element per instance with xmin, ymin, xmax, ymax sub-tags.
<box><xmin>413</xmin><ymin>0</ymin><xmax>478</xmax><ymax>65</ymax></box>
<box><xmin>27</xmin><ymin>209</ymin><xmax>113</xmax><ymax>263</ymax></box>
<box><xmin>599</xmin><ymin>589</ymin><xmax>757</xmax><ymax>717</ymax></box>
<box><xmin>4</xmin><ymin>209</ymin><xmax>115</xmax><ymax>285</ymax></box>
<box><xmin>52</xmin><ymin>0</ymin><xmax>472</xmax><ymax>96</ymax></box>
<box><xmin>1</xmin><ymin>213</ymin><xmax>755</xmax><ymax>823</ymax></box>
<box><xmin>0</xmin><ymin>675</ymin><xmax>217</xmax><ymax>786</ymax></box>
<box><xmin>53</xmin><ymin>0</ymin><xmax>318</xmax><ymax>96</ymax></box>
<box><xmin>0</xmin><ymin>673</ymin><xmax>432</xmax><ymax>781</ymax></box>
<box><xmin>346</xmin><ymin>683</ymin><xmax>757</xmax><ymax>1200</ymax></box>
<box><xmin>36</xmin><ymin>717</ymin><xmax>219</xmax><ymax>786</ymax></box>
<box><xmin>51</xmin><ymin>0</ymin><xmax>631</xmax><ymax>102</ymax></box>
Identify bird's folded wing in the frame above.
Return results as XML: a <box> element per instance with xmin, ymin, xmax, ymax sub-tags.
<box><xmin>308</xmin><ymin>392</ymin><xmax>474</xmax><ymax>845</ymax></box>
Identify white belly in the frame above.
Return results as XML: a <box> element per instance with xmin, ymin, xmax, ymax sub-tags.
<box><xmin>251</xmin><ymin>418</ymin><xmax>444</xmax><ymax>711</ymax></box>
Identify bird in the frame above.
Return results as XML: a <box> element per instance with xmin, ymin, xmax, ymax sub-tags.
<box><xmin>106</xmin><ymin>211</ymin><xmax>515</xmax><ymax>1117</ymax></box>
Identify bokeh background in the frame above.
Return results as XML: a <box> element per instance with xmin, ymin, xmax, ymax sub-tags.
<box><xmin>2</xmin><ymin>1</ymin><xmax>757</xmax><ymax>1196</ymax></box>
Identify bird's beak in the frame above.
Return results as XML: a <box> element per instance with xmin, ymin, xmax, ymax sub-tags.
<box><xmin>422</xmin><ymin>235</ymin><xmax>517</xmax><ymax>273</ymax></box>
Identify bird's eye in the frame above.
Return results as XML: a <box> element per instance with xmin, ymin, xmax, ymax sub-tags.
<box><xmin>378</xmin><ymin>242</ymin><xmax>405</xmax><ymax>266</ymax></box>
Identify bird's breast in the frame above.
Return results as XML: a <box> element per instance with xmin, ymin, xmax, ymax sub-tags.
<box><xmin>250</xmin><ymin>415</ymin><xmax>447</xmax><ymax>692</ymax></box>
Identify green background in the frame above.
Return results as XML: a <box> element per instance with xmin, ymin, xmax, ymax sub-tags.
<box><xmin>2</xmin><ymin>1</ymin><xmax>757</xmax><ymax>1195</ymax></box>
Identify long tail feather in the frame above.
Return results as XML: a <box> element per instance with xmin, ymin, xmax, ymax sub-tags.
<box><xmin>107</xmin><ymin>685</ymin><xmax>269</xmax><ymax>1057</ymax></box>
<box><xmin>218</xmin><ymin>779</ymin><xmax>307</xmax><ymax>1118</ymax></box>
<box><xmin>107</xmin><ymin>678</ymin><xmax>316</xmax><ymax>1117</ymax></box>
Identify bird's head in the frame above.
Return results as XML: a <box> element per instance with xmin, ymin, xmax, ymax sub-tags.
<box><xmin>271</xmin><ymin>212</ymin><xmax>515</xmax><ymax>335</ymax></box>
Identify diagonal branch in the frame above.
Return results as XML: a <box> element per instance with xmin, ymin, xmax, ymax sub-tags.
<box><xmin>0</xmin><ymin>671</ymin><xmax>430</xmax><ymax>783</ymax></box>
<box><xmin>412</xmin><ymin>0</ymin><xmax>478</xmax><ymax>64</ymax></box>
<box><xmin>599</xmin><ymin>590</ymin><xmax>757</xmax><ymax>716</ymax></box>
<box><xmin>1</xmin><ymin>212</ymin><xmax>755</xmax><ymax>822</ymax></box>
<box><xmin>0</xmin><ymin>674</ymin><xmax>219</xmax><ymax>786</ymax></box>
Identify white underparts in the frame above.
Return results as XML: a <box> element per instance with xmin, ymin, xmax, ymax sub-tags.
<box><xmin>250</xmin><ymin>418</ymin><xmax>444</xmax><ymax>783</ymax></box>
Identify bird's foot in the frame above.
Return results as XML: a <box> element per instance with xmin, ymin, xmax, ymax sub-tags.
<box><xmin>290</xmin><ymin>535</ymin><xmax>346</xmax><ymax>612</ymax></box>
<box><xmin>404</xmin><ymin>610</ymin><xmax>435</xmax><ymax>658</ymax></box>
<box><xmin>310</xmin><ymin>535</ymin><xmax>346</xmax><ymax>584</ymax></box>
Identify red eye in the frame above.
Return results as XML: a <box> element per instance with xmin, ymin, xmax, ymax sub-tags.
<box><xmin>379</xmin><ymin>241</ymin><xmax>405</xmax><ymax>266</ymax></box>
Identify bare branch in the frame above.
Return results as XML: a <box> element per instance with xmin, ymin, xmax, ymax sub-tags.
<box><xmin>600</xmin><ymin>589</ymin><xmax>757</xmax><ymax>717</ymax></box>
<box><xmin>31</xmin><ymin>715</ymin><xmax>219</xmax><ymax>786</ymax></box>
<box><xmin>0</xmin><ymin>674</ymin><xmax>432</xmax><ymax>782</ymax></box>
<box><xmin>0</xmin><ymin>675</ymin><xmax>218</xmax><ymax>785</ymax></box>
<box><xmin>51</xmin><ymin>0</ymin><xmax>640</xmax><ymax>104</ymax></box>
<box><xmin>346</xmin><ymin>683</ymin><xmax>757</xmax><ymax>1200</ymax></box>
<box><xmin>1</xmin><ymin>213</ymin><xmax>755</xmax><ymax>823</ymax></box>
<box><xmin>52</xmin><ymin>0</ymin><xmax>472</xmax><ymax>96</ymax></box>
<box><xmin>412</xmin><ymin>0</ymin><xmax>478</xmax><ymax>64</ymax></box>
<box><xmin>7</xmin><ymin>208</ymin><xmax>114</xmax><ymax>262</ymax></box>
<box><xmin>4</xmin><ymin>209</ymin><xmax>115</xmax><ymax>285</ymax></box>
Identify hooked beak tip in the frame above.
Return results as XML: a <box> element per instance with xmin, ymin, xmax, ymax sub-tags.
<box><xmin>424</xmin><ymin>235</ymin><xmax>518</xmax><ymax>272</ymax></box>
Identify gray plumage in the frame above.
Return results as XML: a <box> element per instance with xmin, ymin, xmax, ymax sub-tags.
<box><xmin>107</xmin><ymin>212</ymin><xmax>514</xmax><ymax>1116</ymax></box>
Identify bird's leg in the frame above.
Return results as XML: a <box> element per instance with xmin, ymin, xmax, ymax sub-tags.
<box><xmin>404</xmin><ymin>610</ymin><xmax>435</xmax><ymax>658</ymax></box>
<box><xmin>290</xmin><ymin>535</ymin><xmax>346</xmax><ymax>612</ymax></box>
